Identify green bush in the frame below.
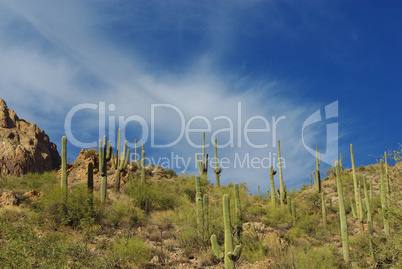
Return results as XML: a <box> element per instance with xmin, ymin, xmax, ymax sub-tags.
<box><xmin>106</xmin><ymin>235</ymin><xmax>150</xmax><ymax>267</ymax></box>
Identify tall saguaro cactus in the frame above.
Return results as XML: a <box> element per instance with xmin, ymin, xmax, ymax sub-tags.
<box><xmin>141</xmin><ymin>143</ymin><xmax>146</xmax><ymax>184</ymax></box>
<box><xmin>195</xmin><ymin>176</ymin><xmax>209</xmax><ymax>240</ymax></box>
<box><xmin>61</xmin><ymin>136</ymin><xmax>68</xmax><ymax>192</ymax></box>
<box><xmin>212</xmin><ymin>138</ymin><xmax>222</xmax><ymax>186</ymax></box>
<box><xmin>384</xmin><ymin>151</ymin><xmax>391</xmax><ymax>204</ymax></box>
<box><xmin>335</xmin><ymin>161</ymin><xmax>350</xmax><ymax>263</ymax></box>
<box><xmin>350</xmin><ymin>144</ymin><xmax>363</xmax><ymax>233</ymax></box>
<box><xmin>234</xmin><ymin>183</ymin><xmax>242</xmax><ymax>240</ymax></box>
<box><xmin>363</xmin><ymin>175</ymin><xmax>372</xmax><ymax>235</ymax></box>
<box><xmin>380</xmin><ymin>159</ymin><xmax>390</xmax><ymax>235</ymax></box>
<box><xmin>277</xmin><ymin>140</ymin><xmax>285</xmax><ymax>206</ymax></box>
<box><xmin>211</xmin><ymin>195</ymin><xmax>242</xmax><ymax>269</ymax></box>
<box><xmin>134</xmin><ymin>139</ymin><xmax>138</xmax><ymax>163</ymax></box>
<box><xmin>316</xmin><ymin>145</ymin><xmax>322</xmax><ymax>193</ymax></box>
<box><xmin>112</xmin><ymin>129</ymin><xmax>130</xmax><ymax>191</ymax></box>
<box><xmin>270</xmin><ymin>165</ymin><xmax>277</xmax><ymax>207</ymax></box>
<box><xmin>197</xmin><ymin>132</ymin><xmax>208</xmax><ymax>176</ymax></box>
<box><xmin>321</xmin><ymin>192</ymin><xmax>327</xmax><ymax>228</ymax></box>
<box><xmin>99</xmin><ymin>136</ymin><xmax>113</xmax><ymax>203</ymax></box>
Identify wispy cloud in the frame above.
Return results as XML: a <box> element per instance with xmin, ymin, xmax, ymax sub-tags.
<box><xmin>0</xmin><ymin>0</ymin><xmax>337</xmax><ymax>192</ymax></box>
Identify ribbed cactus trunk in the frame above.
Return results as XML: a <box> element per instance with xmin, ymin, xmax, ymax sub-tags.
<box><xmin>211</xmin><ymin>194</ymin><xmax>242</xmax><ymax>269</ymax></box>
<box><xmin>384</xmin><ymin>151</ymin><xmax>391</xmax><ymax>205</ymax></box>
<box><xmin>277</xmin><ymin>140</ymin><xmax>284</xmax><ymax>206</ymax></box>
<box><xmin>112</xmin><ymin>129</ymin><xmax>130</xmax><ymax>192</ymax></box>
<box><xmin>61</xmin><ymin>136</ymin><xmax>68</xmax><ymax>192</ymax></box>
<box><xmin>358</xmin><ymin>180</ymin><xmax>364</xmax><ymax>231</ymax></box>
<box><xmin>195</xmin><ymin>176</ymin><xmax>204</xmax><ymax>234</ymax></box>
<box><xmin>203</xmin><ymin>194</ymin><xmax>209</xmax><ymax>240</ymax></box>
<box><xmin>141</xmin><ymin>143</ymin><xmax>146</xmax><ymax>184</ymax></box>
<box><xmin>134</xmin><ymin>139</ymin><xmax>138</xmax><ymax>163</ymax></box>
<box><xmin>363</xmin><ymin>175</ymin><xmax>372</xmax><ymax>235</ymax></box>
<box><xmin>212</xmin><ymin>138</ymin><xmax>222</xmax><ymax>186</ymax></box>
<box><xmin>197</xmin><ymin>132</ymin><xmax>208</xmax><ymax>176</ymax></box>
<box><xmin>270</xmin><ymin>165</ymin><xmax>276</xmax><ymax>208</ymax></box>
<box><xmin>99</xmin><ymin>136</ymin><xmax>112</xmax><ymax>203</ymax></box>
<box><xmin>350</xmin><ymin>144</ymin><xmax>364</xmax><ymax>233</ymax></box>
<box><xmin>380</xmin><ymin>159</ymin><xmax>390</xmax><ymax>235</ymax></box>
<box><xmin>335</xmin><ymin>161</ymin><xmax>350</xmax><ymax>263</ymax></box>
<box><xmin>257</xmin><ymin>185</ymin><xmax>261</xmax><ymax>197</ymax></box>
<box><xmin>321</xmin><ymin>192</ymin><xmax>327</xmax><ymax>228</ymax></box>
<box><xmin>234</xmin><ymin>183</ymin><xmax>242</xmax><ymax>240</ymax></box>
<box><xmin>87</xmin><ymin>162</ymin><xmax>93</xmax><ymax>194</ymax></box>
<box><xmin>316</xmin><ymin>145</ymin><xmax>321</xmax><ymax>193</ymax></box>
<box><xmin>87</xmin><ymin>162</ymin><xmax>94</xmax><ymax>208</ymax></box>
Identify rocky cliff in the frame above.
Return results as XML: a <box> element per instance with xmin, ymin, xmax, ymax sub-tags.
<box><xmin>0</xmin><ymin>98</ymin><xmax>61</xmax><ymax>176</ymax></box>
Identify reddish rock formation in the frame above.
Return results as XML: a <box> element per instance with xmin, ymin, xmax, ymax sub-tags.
<box><xmin>0</xmin><ymin>98</ymin><xmax>61</xmax><ymax>176</ymax></box>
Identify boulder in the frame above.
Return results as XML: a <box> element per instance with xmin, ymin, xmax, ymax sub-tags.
<box><xmin>0</xmin><ymin>98</ymin><xmax>61</xmax><ymax>176</ymax></box>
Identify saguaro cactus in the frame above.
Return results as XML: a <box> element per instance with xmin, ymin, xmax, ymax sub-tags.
<box><xmin>384</xmin><ymin>151</ymin><xmax>391</xmax><ymax>204</ymax></box>
<box><xmin>87</xmin><ymin>162</ymin><xmax>94</xmax><ymax>194</ymax></box>
<box><xmin>99</xmin><ymin>136</ymin><xmax>113</xmax><ymax>203</ymax></box>
<box><xmin>196</xmin><ymin>176</ymin><xmax>204</xmax><ymax>232</ymax></box>
<box><xmin>211</xmin><ymin>194</ymin><xmax>242</xmax><ymax>269</ymax></box>
<box><xmin>363</xmin><ymin>175</ymin><xmax>372</xmax><ymax>234</ymax></box>
<box><xmin>270</xmin><ymin>166</ymin><xmax>277</xmax><ymax>207</ymax></box>
<box><xmin>87</xmin><ymin>162</ymin><xmax>94</xmax><ymax>207</ymax></box>
<box><xmin>141</xmin><ymin>143</ymin><xmax>146</xmax><ymax>184</ymax></box>
<box><xmin>212</xmin><ymin>138</ymin><xmax>222</xmax><ymax>186</ymax></box>
<box><xmin>234</xmin><ymin>183</ymin><xmax>242</xmax><ymax>239</ymax></box>
<box><xmin>335</xmin><ymin>161</ymin><xmax>350</xmax><ymax>263</ymax></box>
<box><xmin>380</xmin><ymin>159</ymin><xmax>390</xmax><ymax>235</ymax></box>
<box><xmin>197</xmin><ymin>132</ymin><xmax>208</xmax><ymax>176</ymax></box>
<box><xmin>321</xmin><ymin>192</ymin><xmax>327</xmax><ymax>228</ymax></box>
<box><xmin>61</xmin><ymin>136</ymin><xmax>68</xmax><ymax>191</ymax></box>
<box><xmin>258</xmin><ymin>185</ymin><xmax>261</xmax><ymax>197</ymax></box>
<box><xmin>316</xmin><ymin>145</ymin><xmax>322</xmax><ymax>193</ymax></box>
<box><xmin>112</xmin><ymin>129</ymin><xmax>130</xmax><ymax>191</ymax></box>
<box><xmin>358</xmin><ymin>180</ymin><xmax>364</xmax><ymax>231</ymax></box>
<box><xmin>350</xmin><ymin>144</ymin><xmax>363</xmax><ymax>233</ymax></box>
<box><xmin>134</xmin><ymin>139</ymin><xmax>138</xmax><ymax>163</ymax></box>
<box><xmin>277</xmin><ymin>140</ymin><xmax>285</xmax><ymax>206</ymax></box>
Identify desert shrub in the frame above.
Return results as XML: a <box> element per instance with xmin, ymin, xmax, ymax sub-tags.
<box><xmin>263</xmin><ymin>205</ymin><xmax>293</xmax><ymax>228</ymax></box>
<box><xmin>165</xmin><ymin>169</ymin><xmax>177</xmax><ymax>178</ymax></box>
<box><xmin>84</xmin><ymin>148</ymin><xmax>97</xmax><ymax>158</ymax></box>
<box><xmin>241</xmin><ymin>235</ymin><xmax>268</xmax><ymax>263</ymax></box>
<box><xmin>0</xmin><ymin>218</ymin><xmax>100</xmax><ymax>268</ymax></box>
<box><xmin>125</xmin><ymin>180</ymin><xmax>181</xmax><ymax>213</ymax></box>
<box><xmin>291</xmin><ymin>245</ymin><xmax>346</xmax><ymax>269</ymax></box>
<box><xmin>104</xmin><ymin>199</ymin><xmax>146</xmax><ymax>228</ymax></box>
<box><xmin>32</xmin><ymin>183</ymin><xmax>103</xmax><ymax>229</ymax></box>
<box><xmin>105</xmin><ymin>235</ymin><xmax>150</xmax><ymax>267</ymax></box>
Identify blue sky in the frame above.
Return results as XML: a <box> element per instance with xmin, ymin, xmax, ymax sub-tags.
<box><xmin>0</xmin><ymin>0</ymin><xmax>400</xmax><ymax>193</ymax></box>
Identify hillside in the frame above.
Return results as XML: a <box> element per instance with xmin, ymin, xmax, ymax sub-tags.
<box><xmin>0</xmin><ymin>148</ymin><xmax>401</xmax><ymax>268</ymax></box>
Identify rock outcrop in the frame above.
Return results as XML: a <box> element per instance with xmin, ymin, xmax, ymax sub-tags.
<box><xmin>0</xmin><ymin>98</ymin><xmax>61</xmax><ymax>176</ymax></box>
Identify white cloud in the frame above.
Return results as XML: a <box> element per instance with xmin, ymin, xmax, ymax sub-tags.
<box><xmin>0</xmin><ymin>0</ymin><xmax>335</xmax><ymax>191</ymax></box>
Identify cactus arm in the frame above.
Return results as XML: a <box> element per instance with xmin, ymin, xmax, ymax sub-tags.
<box><xmin>228</xmin><ymin>245</ymin><xmax>242</xmax><ymax>261</ymax></box>
<box><xmin>211</xmin><ymin>235</ymin><xmax>224</xmax><ymax>259</ymax></box>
